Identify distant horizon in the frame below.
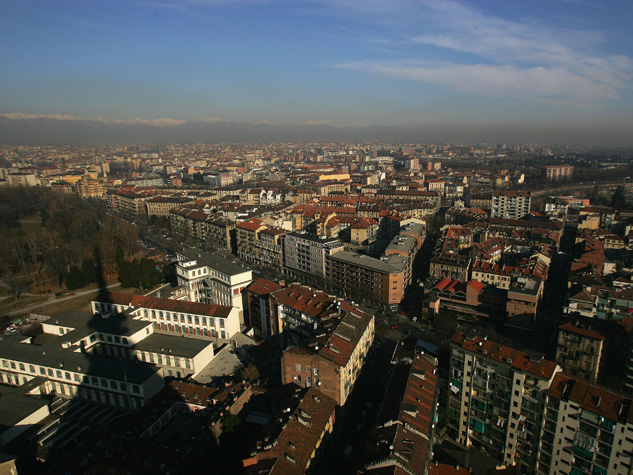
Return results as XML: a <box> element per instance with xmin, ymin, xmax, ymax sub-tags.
<box><xmin>1</xmin><ymin>111</ymin><xmax>633</xmax><ymax>148</ymax></box>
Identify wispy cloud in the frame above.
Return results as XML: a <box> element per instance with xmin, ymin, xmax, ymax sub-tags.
<box><xmin>330</xmin><ymin>0</ymin><xmax>632</xmax><ymax>105</ymax></box>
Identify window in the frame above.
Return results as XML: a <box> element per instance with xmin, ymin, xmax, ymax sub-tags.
<box><xmin>110</xmin><ymin>381</ymin><xmax>117</xmax><ymax>389</ymax></box>
<box><xmin>221</xmin><ymin>331</ymin><xmax>226</xmax><ymax>339</ymax></box>
<box><xmin>114</xmin><ymin>336</ymin><xmax>120</xmax><ymax>344</ymax></box>
<box><xmin>92</xmin><ymin>377</ymin><xmax>98</xmax><ymax>385</ymax></box>
<box><xmin>122</xmin><ymin>337</ymin><xmax>128</xmax><ymax>344</ymax></box>
<box><xmin>296</xmin><ymin>364</ymin><xmax>302</xmax><ymax>371</ymax></box>
<box><xmin>99</xmin><ymin>334</ymin><xmax>104</xmax><ymax>341</ymax></box>
<box><xmin>195</xmin><ymin>316</ymin><xmax>199</xmax><ymax>324</ymax></box>
<box><xmin>10</xmin><ymin>362</ymin><xmax>16</xmax><ymax>369</ymax></box>
<box><xmin>187</xmin><ymin>315</ymin><xmax>192</xmax><ymax>323</ymax></box>
<box><xmin>131</xmin><ymin>384</ymin><xmax>140</xmax><ymax>394</ymax></box>
<box><xmin>1</xmin><ymin>361</ymin><xmax>6</xmax><ymax>368</ymax></box>
<box><xmin>306</xmin><ymin>366</ymin><xmax>311</xmax><ymax>372</ymax></box>
<box><xmin>90</xmin><ymin>335</ymin><xmax>96</xmax><ymax>342</ymax></box>
<box><xmin>65</xmin><ymin>372</ymin><xmax>71</xmax><ymax>380</ymax></box>
<box><xmin>202</xmin><ymin>317</ymin><xmax>207</xmax><ymax>325</ymax></box>
<box><xmin>106</xmin><ymin>335</ymin><xmax>112</xmax><ymax>342</ymax></box>
<box><xmin>297</xmin><ymin>375</ymin><xmax>302</xmax><ymax>383</ymax></box>
<box><xmin>39</xmin><ymin>368</ymin><xmax>45</xmax><ymax>375</ymax></box>
<box><xmin>101</xmin><ymin>379</ymin><xmax>108</xmax><ymax>387</ymax></box>
<box><xmin>19</xmin><ymin>363</ymin><xmax>25</xmax><ymax>371</ymax></box>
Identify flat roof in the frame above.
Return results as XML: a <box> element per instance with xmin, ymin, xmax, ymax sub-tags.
<box><xmin>0</xmin><ymin>378</ymin><xmax>50</xmax><ymax>431</ymax></box>
<box><xmin>329</xmin><ymin>250</ymin><xmax>405</xmax><ymax>273</ymax></box>
<box><xmin>0</xmin><ymin>335</ymin><xmax>161</xmax><ymax>384</ymax></box>
<box><xmin>133</xmin><ymin>333</ymin><xmax>213</xmax><ymax>358</ymax></box>
<box><xmin>177</xmin><ymin>250</ymin><xmax>251</xmax><ymax>276</ymax></box>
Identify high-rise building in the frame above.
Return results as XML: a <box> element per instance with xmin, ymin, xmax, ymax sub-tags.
<box><xmin>491</xmin><ymin>191</ymin><xmax>531</xmax><ymax>220</ymax></box>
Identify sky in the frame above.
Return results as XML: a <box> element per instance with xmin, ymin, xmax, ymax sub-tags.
<box><xmin>1</xmin><ymin>0</ymin><xmax>633</xmax><ymax>141</ymax></box>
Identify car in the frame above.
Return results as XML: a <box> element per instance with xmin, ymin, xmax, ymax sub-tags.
<box><xmin>390</xmin><ymin>323</ymin><xmax>398</xmax><ymax>329</ymax></box>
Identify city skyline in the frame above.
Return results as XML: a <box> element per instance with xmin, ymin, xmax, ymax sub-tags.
<box><xmin>2</xmin><ymin>0</ymin><xmax>633</xmax><ymax>144</ymax></box>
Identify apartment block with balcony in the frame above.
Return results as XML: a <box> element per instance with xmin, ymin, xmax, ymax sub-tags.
<box><xmin>448</xmin><ymin>331</ymin><xmax>560</xmax><ymax>472</ymax></box>
<box><xmin>556</xmin><ymin>320</ymin><xmax>606</xmax><ymax>383</ymax></box>
<box><xmin>170</xmin><ymin>207</ymin><xmax>236</xmax><ymax>253</ymax></box>
<box><xmin>328</xmin><ymin>251</ymin><xmax>407</xmax><ymax>309</ymax></box>
<box><xmin>538</xmin><ymin>374</ymin><xmax>633</xmax><ymax>475</ymax></box>
<box><xmin>283</xmin><ymin>232</ymin><xmax>344</xmax><ymax>278</ymax></box>
<box><xmin>491</xmin><ymin>191</ymin><xmax>531</xmax><ymax>220</ymax></box>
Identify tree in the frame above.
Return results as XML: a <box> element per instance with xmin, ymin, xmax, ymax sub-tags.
<box><xmin>242</xmin><ymin>364</ymin><xmax>260</xmax><ymax>383</ymax></box>
<box><xmin>222</xmin><ymin>414</ymin><xmax>241</xmax><ymax>435</ymax></box>
<box><xmin>611</xmin><ymin>186</ymin><xmax>627</xmax><ymax>210</ymax></box>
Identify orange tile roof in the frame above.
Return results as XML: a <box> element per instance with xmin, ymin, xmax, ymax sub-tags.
<box><xmin>454</xmin><ymin>332</ymin><xmax>558</xmax><ymax>380</ymax></box>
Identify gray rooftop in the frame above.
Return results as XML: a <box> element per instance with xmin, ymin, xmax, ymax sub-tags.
<box><xmin>0</xmin><ymin>378</ymin><xmax>50</xmax><ymax>431</ymax></box>
<box><xmin>192</xmin><ymin>344</ymin><xmax>243</xmax><ymax>384</ymax></box>
<box><xmin>177</xmin><ymin>250</ymin><xmax>251</xmax><ymax>275</ymax></box>
<box><xmin>330</xmin><ymin>251</ymin><xmax>406</xmax><ymax>273</ymax></box>
<box><xmin>0</xmin><ymin>334</ymin><xmax>161</xmax><ymax>384</ymax></box>
<box><xmin>385</xmin><ymin>234</ymin><xmax>418</xmax><ymax>254</ymax></box>
<box><xmin>134</xmin><ymin>333</ymin><xmax>214</xmax><ymax>358</ymax></box>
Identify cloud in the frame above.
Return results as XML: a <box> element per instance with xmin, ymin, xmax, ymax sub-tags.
<box><xmin>337</xmin><ymin>60</ymin><xmax>621</xmax><ymax>104</ymax></box>
<box><xmin>328</xmin><ymin>0</ymin><xmax>632</xmax><ymax>105</ymax></box>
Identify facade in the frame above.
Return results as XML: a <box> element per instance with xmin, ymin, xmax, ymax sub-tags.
<box><xmin>244</xmin><ymin>278</ymin><xmax>284</xmax><ymax>339</ymax></box>
<box><xmin>328</xmin><ymin>251</ymin><xmax>407</xmax><ymax>308</ymax></box>
<box><xmin>538</xmin><ymin>373</ymin><xmax>633</xmax><ymax>475</ymax></box>
<box><xmin>170</xmin><ymin>207</ymin><xmax>236</xmax><ymax>253</ymax></box>
<box><xmin>279</xmin><ymin>290</ymin><xmax>375</xmax><ymax>405</ymax></box>
<box><xmin>112</xmin><ymin>190</ymin><xmax>147</xmax><ymax>219</ymax></box>
<box><xmin>91</xmin><ymin>291</ymin><xmax>242</xmax><ymax>340</ymax></box>
<box><xmin>448</xmin><ymin>331</ymin><xmax>560</xmax><ymax>472</ymax></box>
<box><xmin>175</xmin><ymin>250</ymin><xmax>253</xmax><ymax>322</ymax></box>
<box><xmin>491</xmin><ymin>191</ymin><xmax>532</xmax><ymax>220</ymax></box>
<box><xmin>556</xmin><ymin>320</ymin><xmax>606</xmax><ymax>383</ymax></box>
<box><xmin>543</xmin><ymin>165</ymin><xmax>574</xmax><ymax>181</ymax></box>
<box><xmin>283</xmin><ymin>232</ymin><xmax>344</xmax><ymax>278</ymax></box>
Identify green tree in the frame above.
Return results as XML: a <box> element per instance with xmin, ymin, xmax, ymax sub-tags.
<box><xmin>611</xmin><ymin>186</ymin><xmax>627</xmax><ymax>210</ymax></box>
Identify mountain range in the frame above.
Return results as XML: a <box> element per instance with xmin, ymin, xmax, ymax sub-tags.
<box><xmin>1</xmin><ymin>113</ymin><xmax>631</xmax><ymax>146</ymax></box>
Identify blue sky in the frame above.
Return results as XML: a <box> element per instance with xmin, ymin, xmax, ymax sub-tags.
<box><xmin>1</xmin><ymin>0</ymin><xmax>632</xmax><ymax>134</ymax></box>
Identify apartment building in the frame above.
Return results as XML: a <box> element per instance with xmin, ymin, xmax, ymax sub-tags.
<box><xmin>556</xmin><ymin>320</ymin><xmax>606</xmax><ymax>383</ymax></box>
<box><xmin>328</xmin><ymin>251</ymin><xmax>407</xmax><ymax>309</ymax></box>
<box><xmin>363</xmin><ymin>340</ymin><xmax>439</xmax><ymax>475</ymax></box>
<box><xmin>242</xmin><ymin>385</ymin><xmax>337</xmax><ymax>475</ymax></box>
<box><xmin>91</xmin><ymin>291</ymin><xmax>242</xmax><ymax>340</ymax></box>
<box><xmin>244</xmin><ymin>278</ymin><xmax>284</xmax><ymax>339</ymax></box>
<box><xmin>112</xmin><ymin>189</ymin><xmax>148</xmax><ymax>219</ymax></box>
<box><xmin>283</xmin><ymin>232</ymin><xmax>344</xmax><ymax>278</ymax></box>
<box><xmin>236</xmin><ymin>219</ymin><xmax>289</xmax><ymax>271</ymax></box>
<box><xmin>170</xmin><ymin>207</ymin><xmax>236</xmax><ymax>253</ymax></box>
<box><xmin>448</xmin><ymin>331</ymin><xmax>560</xmax><ymax>472</ymax></box>
<box><xmin>175</xmin><ymin>250</ymin><xmax>252</xmax><ymax>321</ymax></box>
<box><xmin>491</xmin><ymin>191</ymin><xmax>532</xmax><ymax>220</ymax></box>
<box><xmin>538</xmin><ymin>374</ymin><xmax>633</xmax><ymax>475</ymax></box>
<box><xmin>145</xmin><ymin>196</ymin><xmax>195</xmax><ymax>218</ymax></box>
<box><xmin>506</xmin><ymin>275</ymin><xmax>543</xmax><ymax>330</ymax></box>
<box><xmin>543</xmin><ymin>164</ymin><xmax>574</xmax><ymax>181</ymax></box>
<box><xmin>280</xmin><ymin>295</ymin><xmax>374</xmax><ymax>405</ymax></box>
<box><xmin>429</xmin><ymin>254</ymin><xmax>472</xmax><ymax>282</ymax></box>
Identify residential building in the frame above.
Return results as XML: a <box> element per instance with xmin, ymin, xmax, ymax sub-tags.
<box><xmin>556</xmin><ymin>320</ymin><xmax>606</xmax><ymax>383</ymax></box>
<box><xmin>280</xmin><ymin>293</ymin><xmax>374</xmax><ymax>405</ymax></box>
<box><xmin>543</xmin><ymin>164</ymin><xmax>573</xmax><ymax>181</ymax></box>
<box><xmin>242</xmin><ymin>385</ymin><xmax>337</xmax><ymax>475</ymax></box>
<box><xmin>363</xmin><ymin>338</ymin><xmax>439</xmax><ymax>475</ymax></box>
<box><xmin>538</xmin><ymin>374</ymin><xmax>633</xmax><ymax>475</ymax></box>
<box><xmin>283</xmin><ymin>232</ymin><xmax>344</xmax><ymax>278</ymax></box>
<box><xmin>448</xmin><ymin>331</ymin><xmax>560</xmax><ymax>472</ymax></box>
<box><xmin>170</xmin><ymin>207</ymin><xmax>236</xmax><ymax>253</ymax></box>
<box><xmin>491</xmin><ymin>191</ymin><xmax>531</xmax><ymax>220</ymax></box>
<box><xmin>245</xmin><ymin>278</ymin><xmax>284</xmax><ymax>339</ymax></box>
<box><xmin>328</xmin><ymin>251</ymin><xmax>407</xmax><ymax>309</ymax></box>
